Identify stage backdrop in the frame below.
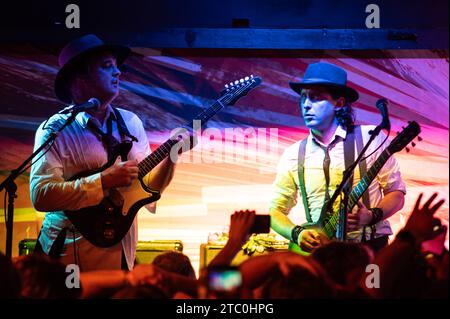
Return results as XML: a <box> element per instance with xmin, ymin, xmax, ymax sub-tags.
<box><xmin>0</xmin><ymin>48</ymin><xmax>448</xmax><ymax>274</ymax></box>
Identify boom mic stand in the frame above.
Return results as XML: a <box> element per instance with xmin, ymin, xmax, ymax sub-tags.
<box><xmin>325</xmin><ymin>99</ymin><xmax>390</xmax><ymax>241</ymax></box>
<box><xmin>0</xmin><ymin>111</ymin><xmax>79</xmax><ymax>258</ymax></box>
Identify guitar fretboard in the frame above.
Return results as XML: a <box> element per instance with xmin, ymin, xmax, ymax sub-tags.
<box><xmin>137</xmin><ymin>82</ymin><xmax>256</xmax><ymax>178</ymax></box>
<box><xmin>322</xmin><ymin>149</ymin><xmax>391</xmax><ymax>238</ymax></box>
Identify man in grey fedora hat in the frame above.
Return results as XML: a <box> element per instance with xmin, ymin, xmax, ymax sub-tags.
<box><xmin>269</xmin><ymin>62</ymin><xmax>406</xmax><ymax>253</ymax></box>
<box><xmin>30</xmin><ymin>34</ymin><xmax>191</xmax><ymax>271</ymax></box>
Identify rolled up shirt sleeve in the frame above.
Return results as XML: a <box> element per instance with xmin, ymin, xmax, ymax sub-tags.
<box><xmin>372</xmin><ymin>130</ymin><xmax>407</xmax><ymax>196</ymax></box>
<box><xmin>30</xmin><ymin>122</ymin><xmax>104</xmax><ymax>212</ymax></box>
<box><xmin>269</xmin><ymin>146</ymin><xmax>299</xmax><ymax>215</ymax></box>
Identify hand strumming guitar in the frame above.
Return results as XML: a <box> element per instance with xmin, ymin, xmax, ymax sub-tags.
<box><xmin>298</xmin><ymin>229</ymin><xmax>328</xmax><ymax>253</ymax></box>
<box><xmin>100</xmin><ymin>156</ymin><xmax>139</xmax><ymax>190</ymax></box>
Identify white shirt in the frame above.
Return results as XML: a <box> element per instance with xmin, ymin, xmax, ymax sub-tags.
<box><xmin>269</xmin><ymin>125</ymin><xmax>406</xmax><ymax>241</ymax></box>
<box><xmin>30</xmin><ymin>106</ymin><xmax>151</xmax><ymax>269</ymax></box>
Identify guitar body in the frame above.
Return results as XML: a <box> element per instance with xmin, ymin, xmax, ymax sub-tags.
<box><xmin>64</xmin><ymin>141</ymin><xmax>161</xmax><ymax>248</ymax></box>
<box><xmin>65</xmin><ymin>178</ymin><xmax>160</xmax><ymax>248</ymax></box>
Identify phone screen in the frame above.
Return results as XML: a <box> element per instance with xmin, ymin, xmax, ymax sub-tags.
<box><xmin>207</xmin><ymin>266</ymin><xmax>242</xmax><ymax>292</ymax></box>
<box><xmin>249</xmin><ymin>214</ymin><xmax>270</xmax><ymax>234</ymax></box>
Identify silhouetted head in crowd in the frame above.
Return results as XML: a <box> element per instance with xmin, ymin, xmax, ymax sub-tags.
<box><xmin>14</xmin><ymin>253</ymin><xmax>81</xmax><ymax>299</ymax></box>
<box><xmin>152</xmin><ymin>251</ymin><xmax>196</xmax><ymax>279</ymax></box>
<box><xmin>311</xmin><ymin>241</ymin><xmax>374</xmax><ymax>289</ymax></box>
<box><xmin>260</xmin><ymin>259</ymin><xmax>335</xmax><ymax>298</ymax></box>
<box><xmin>111</xmin><ymin>285</ymin><xmax>169</xmax><ymax>299</ymax></box>
<box><xmin>0</xmin><ymin>252</ymin><xmax>21</xmax><ymax>298</ymax></box>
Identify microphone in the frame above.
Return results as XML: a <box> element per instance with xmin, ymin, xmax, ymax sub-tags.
<box><xmin>376</xmin><ymin>98</ymin><xmax>391</xmax><ymax>130</ymax></box>
<box><xmin>58</xmin><ymin>98</ymin><xmax>101</xmax><ymax>114</ymax></box>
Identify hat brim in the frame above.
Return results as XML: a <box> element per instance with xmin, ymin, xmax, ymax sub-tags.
<box><xmin>289</xmin><ymin>80</ymin><xmax>359</xmax><ymax>103</ymax></box>
<box><xmin>54</xmin><ymin>44</ymin><xmax>130</xmax><ymax>103</ymax></box>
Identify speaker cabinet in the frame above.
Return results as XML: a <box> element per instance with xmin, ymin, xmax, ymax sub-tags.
<box><xmin>18</xmin><ymin>238</ymin><xmax>183</xmax><ymax>265</ymax></box>
<box><xmin>135</xmin><ymin>240</ymin><xmax>183</xmax><ymax>264</ymax></box>
<box><xmin>18</xmin><ymin>238</ymin><xmax>37</xmax><ymax>256</ymax></box>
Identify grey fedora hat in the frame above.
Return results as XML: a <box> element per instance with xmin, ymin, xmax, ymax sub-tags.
<box><xmin>289</xmin><ymin>62</ymin><xmax>359</xmax><ymax>103</ymax></box>
<box><xmin>54</xmin><ymin>34</ymin><xmax>130</xmax><ymax>103</ymax></box>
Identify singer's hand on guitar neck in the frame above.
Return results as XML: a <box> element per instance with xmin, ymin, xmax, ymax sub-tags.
<box><xmin>100</xmin><ymin>156</ymin><xmax>139</xmax><ymax>190</ymax></box>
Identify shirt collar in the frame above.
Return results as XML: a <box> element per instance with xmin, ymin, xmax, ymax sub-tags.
<box><xmin>75</xmin><ymin>104</ymin><xmax>116</xmax><ymax>129</ymax></box>
<box><xmin>309</xmin><ymin>125</ymin><xmax>347</xmax><ymax>148</ymax></box>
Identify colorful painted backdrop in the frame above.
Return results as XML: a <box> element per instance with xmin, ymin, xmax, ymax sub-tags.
<box><xmin>0</xmin><ymin>48</ymin><xmax>448</xmax><ymax>273</ymax></box>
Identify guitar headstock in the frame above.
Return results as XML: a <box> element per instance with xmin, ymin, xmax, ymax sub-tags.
<box><xmin>220</xmin><ymin>75</ymin><xmax>262</xmax><ymax>105</ymax></box>
<box><xmin>388</xmin><ymin>121</ymin><xmax>422</xmax><ymax>154</ymax></box>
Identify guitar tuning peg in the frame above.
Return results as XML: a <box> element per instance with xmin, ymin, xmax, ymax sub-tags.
<box><xmin>418</xmin><ymin>136</ymin><xmax>423</xmax><ymax>141</ymax></box>
<box><xmin>405</xmin><ymin>147</ymin><xmax>410</xmax><ymax>153</ymax></box>
<box><xmin>225</xmin><ymin>84</ymin><xmax>229</xmax><ymax>89</ymax></box>
<box><xmin>411</xmin><ymin>142</ymin><xmax>416</xmax><ymax>147</ymax></box>
<box><xmin>250</xmin><ymin>75</ymin><xmax>254</xmax><ymax>78</ymax></box>
<box><xmin>234</xmin><ymin>80</ymin><xmax>239</xmax><ymax>85</ymax></box>
<box><xmin>244</xmin><ymin>76</ymin><xmax>249</xmax><ymax>81</ymax></box>
<box><xmin>229</xmin><ymin>82</ymin><xmax>234</xmax><ymax>86</ymax></box>
<box><xmin>240</xmin><ymin>78</ymin><xmax>244</xmax><ymax>83</ymax></box>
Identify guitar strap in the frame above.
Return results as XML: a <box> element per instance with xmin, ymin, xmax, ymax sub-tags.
<box><xmin>111</xmin><ymin>107</ymin><xmax>139</xmax><ymax>144</ymax></box>
<box><xmin>86</xmin><ymin>107</ymin><xmax>139</xmax><ymax>161</ymax></box>
<box><xmin>297</xmin><ymin>126</ymin><xmax>370</xmax><ymax>225</ymax></box>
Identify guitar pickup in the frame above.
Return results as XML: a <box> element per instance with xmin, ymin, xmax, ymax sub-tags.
<box><xmin>108</xmin><ymin>188</ymin><xmax>124</xmax><ymax>207</ymax></box>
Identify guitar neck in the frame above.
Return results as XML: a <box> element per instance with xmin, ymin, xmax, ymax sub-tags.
<box><xmin>323</xmin><ymin>148</ymin><xmax>392</xmax><ymax>237</ymax></box>
<box><xmin>137</xmin><ymin>97</ymin><xmax>228</xmax><ymax>178</ymax></box>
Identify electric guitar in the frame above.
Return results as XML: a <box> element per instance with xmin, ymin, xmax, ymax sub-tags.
<box><xmin>65</xmin><ymin>75</ymin><xmax>262</xmax><ymax>247</ymax></box>
<box><xmin>289</xmin><ymin>121</ymin><xmax>421</xmax><ymax>255</ymax></box>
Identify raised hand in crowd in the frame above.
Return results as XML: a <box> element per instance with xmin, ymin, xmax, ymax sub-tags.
<box><xmin>207</xmin><ymin>210</ymin><xmax>256</xmax><ymax>268</ymax></box>
<box><xmin>361</xmin><ymin>193</ymin><xmax>447</xmax><ymax>298</ymax></box>
<box><xmin>403</xmin><ymin>192</ymin><xmax>446</xmax><ymax>243</ymax></box>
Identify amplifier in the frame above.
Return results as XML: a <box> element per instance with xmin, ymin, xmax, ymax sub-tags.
<box><xmin>18</xmin><ymin>238</ymin><xmax>183</xmax><ymax>265</ymax></box>
<box><xmin>199</xmin><ymin>243</ymin><xmax>289</xmax><ymax>270</ymax></box>
<box><xmin>135</xmin><ymin>240</ymin><xmax>183</xmax><ymax>264</ymax></box>
<box><xmin>18</xmin><ymin>238</ymin><xmax>37</xmax><ymax>256</ymax></box>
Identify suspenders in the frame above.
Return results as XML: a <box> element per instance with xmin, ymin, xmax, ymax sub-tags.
<box><xmin>297</xmin><ymin>126</ymin><xmax>370</xmax><ymax>225</ymax></box>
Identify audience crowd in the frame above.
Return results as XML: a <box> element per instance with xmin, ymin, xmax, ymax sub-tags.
<box><xmin>0</xmin><ymin>193</ymin><xmax>447</xmax><ymax>299</ymax></box>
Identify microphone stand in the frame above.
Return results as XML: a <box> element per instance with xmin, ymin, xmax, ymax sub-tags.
<box><xmin>0</xmin><ymin>111</ymin><xmax>79</xmax><ymax>258</ymax></box>
<box><xmin>326</xmin><ymin>123</ymin><xmax>387</xmax><ymax>241</ymax></box>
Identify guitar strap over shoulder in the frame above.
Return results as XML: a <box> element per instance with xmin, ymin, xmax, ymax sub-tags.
<box><xmin>354</xmin><ymin>126</ymin><xmax>370</xmax><ymax>209</ymax></box>
<box><xmin>86</xmin><ymin>107</ymin><xmax>139</xmax><ymax>162</ymax></box>
<box><xmin>297</xmin><ymin>126</ymin><xmax>370</xmax><ymax>223</ymax></box>
<box><xmin>297</xmin><ymin>139</ymin><xmax>311</xmax><ymax>222</ymax></box>
<box><xmin>111</xmin><ymin>107</ymin><xmax>139</xmax><ymax>144</ymax></box>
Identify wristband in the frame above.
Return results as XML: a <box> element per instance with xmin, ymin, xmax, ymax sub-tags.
<box><xmin>291</xmin><ymin>225</ymin><xmax>305</xmax><ymax>244</ymax></box>
<box><xmin>369</xmin><ymin>207</ymin><xmax>384</xmax><ymax>226</ymax></box>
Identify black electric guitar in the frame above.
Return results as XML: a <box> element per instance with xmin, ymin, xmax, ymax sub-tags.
<box><xmin>290</xmin><ymin>121</ymin><xmax>421</xmax><ymax>255</ymax></box>
<box><xmin>65</xmin><ymin>75</ymin><xmax>262</xmax><ymax>247</ymax></box>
